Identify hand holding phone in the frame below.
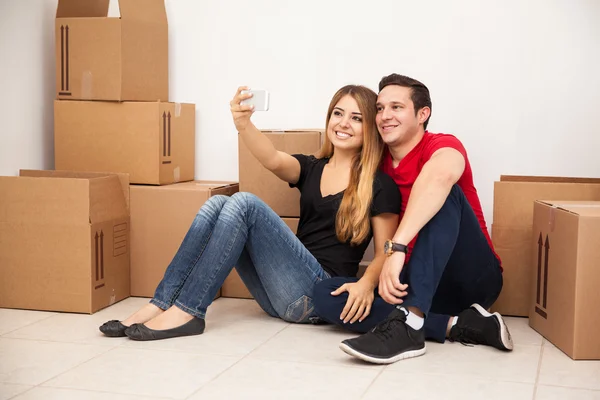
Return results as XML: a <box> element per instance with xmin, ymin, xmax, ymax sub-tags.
<box><xmin>240</xmin><ymin>89</ymin><xmax>270</xmax><ymax>111</ymax></box>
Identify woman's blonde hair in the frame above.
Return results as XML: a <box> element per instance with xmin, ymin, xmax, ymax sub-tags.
<box><xmin>316</xmin><ymin>85</ymin><xmax>384</xmax><ymax>245</ymax></box>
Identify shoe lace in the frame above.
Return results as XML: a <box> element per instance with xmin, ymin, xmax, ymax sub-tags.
<box><xmin>451</xmin><ymin>326</ymin><xmax>485</xmax><ymax>347</ymax></box>
<box><xmin>372</xmin><ymin>313</ymin><xmax>404</xmax><ymax>341</ymax></box>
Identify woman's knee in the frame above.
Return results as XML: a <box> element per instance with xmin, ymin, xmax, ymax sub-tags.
<box><xmin>228</xmin><ymin>192</ymin><xmax>262</xmax><ymax>211</ymax></box>
<box><xmin>201</xmin><ymin>194</ymin><xmax>230</xmax><ymax>214</ymax></box>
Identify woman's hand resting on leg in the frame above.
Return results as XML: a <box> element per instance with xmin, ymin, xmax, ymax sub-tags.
<box><xmin>331</xmin><ymin>279</ymin><xmax>376</xmax><ymax>324</ymax></box>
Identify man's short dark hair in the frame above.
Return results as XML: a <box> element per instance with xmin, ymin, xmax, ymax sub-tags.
<box><xmin>379</xmin><ymin>73</ymin><xmax>432</xmax><ymax>129</ymax></box>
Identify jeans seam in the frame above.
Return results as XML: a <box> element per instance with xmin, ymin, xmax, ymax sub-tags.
<box><xmin>174</xmin><ymin>300</ymin><xmax>206</xmax><ymax>319</ymax></box>
<box><xmin>150</xmin><ymin>298</ymin><xmax>170</xmax><ymax>311</ymax></box>
<box><xmin>255</xmin><ymin>209</ymin><xmax>326</xmax><ymax>283</ymax></box>
<box><xmin>199</xmin><ymin>213</ymin><xmax>245</xmax><ymax>306</ymax></box>
<box><xmin>187</xmin><ymin>196</ymin><xmax>250</xmax><ymax>310</ymax></box>
<box><xmin>164</xmin><ymin>218</ymin><xmax>216</xmax><ymax>306</ymax></box>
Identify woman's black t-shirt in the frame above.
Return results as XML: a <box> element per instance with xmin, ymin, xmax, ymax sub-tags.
<box><xmin>289</xmin><ymin>154</ymin><xmax>401</xmax><ymax>277</ymax></box>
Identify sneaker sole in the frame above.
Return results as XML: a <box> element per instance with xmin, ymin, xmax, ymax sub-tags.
<box><xmin>339</xmin><ymin>342</ymin><xmax>426</xmax><ymax>365</ymax></box>
<box><xmin>471</xmin><ymin>303</ymin><xmax>514</xmax><ymax>351</ymax></box>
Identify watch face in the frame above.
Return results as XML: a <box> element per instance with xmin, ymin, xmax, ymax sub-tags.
<box><xmin>384</xmin><ymin>240</ymin><xmax>391</xmax><ymax>254</ymax></box>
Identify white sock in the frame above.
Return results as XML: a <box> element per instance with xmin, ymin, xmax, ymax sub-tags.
<box><xmin>398</xmin><ymin>307</ymin><xmax>424</xmax><ymax>330</ymax></box>
<box><xmin>451</xmin><ymin>316</ymin><xmax>458</xmax><ymax>328</ymax></box>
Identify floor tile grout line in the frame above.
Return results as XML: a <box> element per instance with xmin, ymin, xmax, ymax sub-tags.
<box><xmin>6</xmin><ymin>385</ymin><xmax>36</xmax><ymax>400</ymax></box>
<box><xmin>537</xmin><ymin>383</ymin><xmax>600</xmax><ymax>392</ymax></box>
<box><xmin>0</xmin><ymin>334</ymin><xmax>126</xmax><ymax>348</ymax></box>
<box><xmin>182</xmin><ymin>322</ymin><xmax>294</xmax><ymax>400</ymax></box>
<box><xmin>257</xmin><ymin>353</ymin><xmax>388</xmax><ymax>370</ymax></box>
<box><xmin>355</xmin><ymin>369</ymin><xmax>539</xmax><ymax>386</ymax></box>
<box><xmin>359</xmin><ymin>365</ymin><xmax>388</xmax><ymax>399</ymax></box>
<box><xmin>34</xmin><ymin>345</ymin><xmax>117</xmax><ymax>389</ymax></box>
<box><xmin>531</xmin><ymin>339</ymin><xmax>546</xmax><ymax>400</ymax></box>
<box><xmin>247</xmin><ymin>354</ymin><xmax>386</xmax><ymax>371</ymax></box>
<box><xmin>0</xmin><ymin>312</ymin><xmax>58</xmax><ymax>337</ymax></box>
<box><xmin>13</xmin><ymin>386</ymin><xmax>175</xmax><ymax>400</ymax></box>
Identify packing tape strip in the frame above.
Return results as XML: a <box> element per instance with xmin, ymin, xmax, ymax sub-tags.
<box><xmin>173</xmin><ymin>166</ymin><xmax>181</xmax><ymax>183</ymax></box>
<box><xmin>548</xmin><ymin>207</ymin><xmax>555</xmax><ymax>232</ymax></box>
<box><xmin>81</xmin><ymin>71</ymin><xmax>93</xmax><ymax>99</ymax></box>
<box><xmin>175</xmin><ymin>103</ymin><xmax>181</xmax><ymax>117</ymax></box>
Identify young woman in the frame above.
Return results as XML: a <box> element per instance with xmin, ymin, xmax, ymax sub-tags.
<box><xmin>99</xmin><ymin>85</ymin><xmax>401</xmax><ymax>341</ymax></box>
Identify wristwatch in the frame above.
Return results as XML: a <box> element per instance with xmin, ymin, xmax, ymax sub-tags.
<box><xmin>384</xmin><ymin>240</ymin><xmax>408</xmax><ymax>256</ymax></box>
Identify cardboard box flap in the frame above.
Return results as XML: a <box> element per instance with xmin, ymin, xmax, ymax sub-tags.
<box><xmin>537</xmin><ymin>200</ymin><xmax>600</xmax><ymax>217</ymax></box>
<box><xmin>89</xmin><ymin>176</ymin><xmax>129</xmax><ymax>224</ymax></box>
<box><xmin>118</xmin><ymin>0</ymin><xmax>167</xmax><ymax>22</ymax></box>
<box><xmin>189</xmin><ymin>182</ymin><xmax>238</xmax><ymax>190</ymax></box>
<box><xmin>500</xmin><ymin>175</ymin><xmax>600</xmax><ymax>184</ymax></box>
<box><xmin>20</xmin><ymin>170</ymin><xmax>130</xmax><ymax>212</ymax></box>
<box><xmin>56</xmin><ymin>0</ymin><xmax>109</xmax><ymax>18</ymax></box>
<box><xmin>0</xmin><ymin>177</ymin><xmax>89</xmax><ymax>225</ymax></box>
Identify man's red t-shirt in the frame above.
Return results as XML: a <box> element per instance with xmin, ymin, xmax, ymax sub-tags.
<box><xmin>381</xmin><ymin>131</ymin><xmax>500</xmax><ymax>265</ymax></box>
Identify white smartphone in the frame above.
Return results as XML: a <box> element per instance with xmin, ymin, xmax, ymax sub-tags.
<box><xmin>241</xmin><ymin>89</ymin><xmax>270</xmax><ymax>111</ymax></box>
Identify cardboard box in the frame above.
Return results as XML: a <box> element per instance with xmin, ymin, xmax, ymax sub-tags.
<box><xmin>130</xmin><ymin>181</ymin><xmax>239</xmax><ymax>297</ymax></box>
<box><xmin>529</xmin><ymin>200</ymin><xmax>600</xmax><ymax>359</ymax></box>
<box><xmin>239</xmin><ymin>130</ymin><xmax>323</xmax><ymax>217</ymax></box>
<box><xmin>55</xmin><ymin>0</ymin><xmax>168</xmax><ymax>101</ymax></box>
<box><xmin>357</xmin><ymin>240</ymin><xmax>375</xmax><ymax>278</ymax></box>
<box><xmin>491</xmin><ymin>175</ymin><xmax>600</xmax><ymax>316</ymax></box>
<box><xmin>221</xmin><ymin>218</ymin><xmax>300</xmax><ymax>299</ymax></box>
<box><xmin>55</xmin><ymin>100</ymin><xmax>195</xmax><ymax>185</ymax></box>
<box><xmin>0</xmin><ymin>170</ymin><xmax>130</xmax><ymax>314</ymax></box>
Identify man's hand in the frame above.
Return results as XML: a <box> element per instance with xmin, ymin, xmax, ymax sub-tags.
<box><xmin>331</xmin><ymin>280</ymin><xmax>376</xmax><ymax>324</ymax></box>
<box><xmin>378</xmin><ymin>252</ymin><xmax>409</xmax><ymax>305</ymax></box>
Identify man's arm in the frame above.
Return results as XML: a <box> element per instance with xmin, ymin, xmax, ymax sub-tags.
<box><xmin>378</xmin><ymin>147</ymin><xmax>466</xmax><ymax>304</ymax></box>
<box><xmin>392</xmin><ymin>147</ymin><xmax>465</xmax><ymax>246</ymax></box>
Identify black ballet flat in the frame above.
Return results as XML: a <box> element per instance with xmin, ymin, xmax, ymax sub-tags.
<box><xmin>124</xmin><ymin>317</ymin><xmax>205</xmax><ymax>341</ymax></box>
<box><xmin>99</xmin><ymin>320</ymin><xmax>129</xmax><ymax>337</ymax></box>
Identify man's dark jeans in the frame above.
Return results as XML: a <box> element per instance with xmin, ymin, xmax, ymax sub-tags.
<box><xmin>314</xmin><ymin>185</ymin><xmax>503</xmax><ymax>342</ymax></box>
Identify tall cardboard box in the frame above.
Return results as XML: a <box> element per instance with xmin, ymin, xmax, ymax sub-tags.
<box><xmin>55</xmin><ymin>100</ymin><xmax>195</xmax><ymax>185</ymax></box>
<box><xmin>239</xmin><ymin>130</ymin><xmax>323</xmax><ymax>217</ymax></box>
<box><xmin>130</xmin><ymin>181</ymin><xmax>239</xmax><ymax>297</ymax></box>
<box><xmin>0</xmin><ymin>170</ymin><xmax>130</xmax><ymax>314</ymax></box>
<box><xmin>55</xmin><ymin>0</ymin><xmax>168</xmax><ymax>101</ymax></box>
<box><xmin>529</xmin><ymin>201</ymin><xmax>600</xmax><ymax>359</ymax></box>
<box><xmin>491</xmin><ymin>175</ymin><xmax>600</xmax><ymax>316</ymax></box>
<box><xmin>221</xmin><ymin>218</ymin><xmax>300</xmax><ymax>299</ymax></box>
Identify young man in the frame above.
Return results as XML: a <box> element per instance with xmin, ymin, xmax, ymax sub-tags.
<box><xmin>313</xmin><ymin>74</ymin><xmax>513</xmax><ymax>364</ymax></box>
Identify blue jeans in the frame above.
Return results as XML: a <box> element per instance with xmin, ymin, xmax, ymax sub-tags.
<box><xmin>151</xmin><ymin>192</ymin><xmax>331</xmax><ymax>322</ymax></box>
<box><xmin>314</xmin><ymin>185</ymin><xmax>502</xmax><ymax>342</ymax></box>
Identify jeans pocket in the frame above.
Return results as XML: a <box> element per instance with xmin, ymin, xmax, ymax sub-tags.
<box><xmin>284</xmin><ymin>295</ymin><xmax>315</xmax><ymax>323</ymax></box>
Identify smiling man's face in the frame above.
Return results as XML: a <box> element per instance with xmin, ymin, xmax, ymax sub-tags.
<box><xmin>376</xmin><ymin>85</ymin><xmax>424</xmax><ymax>146</ymax></box>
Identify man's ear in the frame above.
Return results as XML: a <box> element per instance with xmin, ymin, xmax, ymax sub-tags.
<box><xmin>418</xmin><ymin>107</ymin><xmax>431</xmax><ymax>126</ymax></box>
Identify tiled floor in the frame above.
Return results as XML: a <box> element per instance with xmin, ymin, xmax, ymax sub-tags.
<box><xmin>1</xmin><ymin>298</ymin><xmax>599</xmax><ymax>399</ymax></box>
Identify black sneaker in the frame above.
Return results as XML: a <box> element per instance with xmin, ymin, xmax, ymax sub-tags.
<box><xmin>449</xmin><ymin>303</ymin><xmax>513</xmax><ymax>351</ymax></box>
<box><xmin>339</xmin><ymin>307</ymin><xmax>426</xmax><ymax>364</ymax></box>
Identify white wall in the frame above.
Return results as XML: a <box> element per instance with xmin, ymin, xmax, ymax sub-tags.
<box><xmin>2</xmin><ymin>0</ymin><xmax>599</xmax><ymax>226</ymax></box>
<box><xmin>0</xmin><ymin>0</ymin><xmax>57</xmax><ymax>175</ymax></box>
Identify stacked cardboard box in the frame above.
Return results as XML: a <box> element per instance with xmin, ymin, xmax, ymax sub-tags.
<box><xmin>490</xmin><ymin>175</ymin><xmax>600</xmax><ymax>317</ymax></box>
<box><xmin>0</xmin><ymin>171</ymin><xmax>130</xmax><ymax>314</ymax></box>
<box><xmin>53</xmin><ymin>0</ymin><xmax>195</xmax><ymax>185</ymax></box>
<box><xmin>130</xmin><ymin>181</ymin><xmax>239</xmax><ymax>298</ymax></box>
<box><xmin>52</xmin><ymin>0</ymin><xmax>208</xmax><ymax>303</ymax></box>
<box><xmin>221</xmin><ymin>131</ymin><xmax>323</xmax><ymax>298</ymax></box>
<box><xmin>0</xmin><ymin>0</ymin><xmax>216</xmax><ymax>314</ymax></box>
